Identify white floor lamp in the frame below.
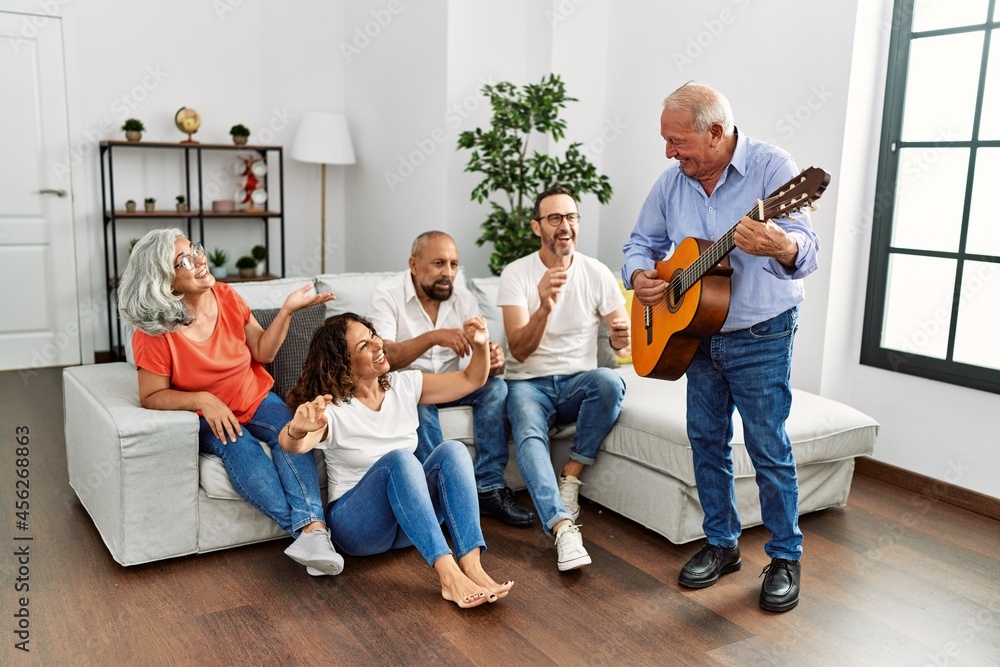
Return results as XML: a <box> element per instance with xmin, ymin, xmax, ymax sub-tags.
<box><xmin>291</xmin><ymin>111</ymin><xmax>356</xmax><ymax>273</ymax></box>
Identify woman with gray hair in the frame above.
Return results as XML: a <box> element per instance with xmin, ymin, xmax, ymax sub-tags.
<box><xmin>118</xmin><ymin>228</ymin><xmax>343</xmax><ymax>576</ymax></box>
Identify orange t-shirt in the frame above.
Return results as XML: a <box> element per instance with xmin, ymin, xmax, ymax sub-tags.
<box><xmin>132</xmin><ymin>281</ymin><xmax>274</xmax><ymax>424</ymax></box>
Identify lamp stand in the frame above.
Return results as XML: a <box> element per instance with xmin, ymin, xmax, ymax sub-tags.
<box><xmin>320</xmin><ymin>163</ymin><xmax>327</xmax><ymax>273</ymax></box>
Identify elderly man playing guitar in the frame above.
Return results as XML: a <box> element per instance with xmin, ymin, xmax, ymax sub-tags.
<box><xmin>622</xmin><ymin>82</ymin><xmax>823</xmax><ymax>613</ymax></box>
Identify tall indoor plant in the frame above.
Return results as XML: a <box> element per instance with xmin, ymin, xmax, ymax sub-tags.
<box><xmin>457</xmin><ymin>74</ymin><xmax>613</xmax><ymax>275</ymax></box>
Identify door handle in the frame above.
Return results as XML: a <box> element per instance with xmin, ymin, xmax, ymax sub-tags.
<box><xmin>37</xmin><ymin>189</ymin><xmax>67</xmax><ymax>197</ymax></box>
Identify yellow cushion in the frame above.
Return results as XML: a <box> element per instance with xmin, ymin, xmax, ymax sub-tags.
<box><xmin>616</xmin><ymin>279</ymin><xmax>633</xmax><ymax>364</ymax></box>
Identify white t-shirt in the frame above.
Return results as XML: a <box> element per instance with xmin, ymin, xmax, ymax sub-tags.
<box><xmin>368</xmin><ymin>270</ymin><xmax>483</xmax><ymax>374</ymax></box>
<box><xmin>314</xmin><ymin>370</ymin><xmax>423</xmax><ymax>501</ymax></box>
<box><xmin>497</xmin><ymin>251</ymin><xmax>624</xmax><ymax>381</ymax></box>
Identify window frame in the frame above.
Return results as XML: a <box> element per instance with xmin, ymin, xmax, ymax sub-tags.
<box><xmin>862</xmin><ymin>0</ymin><xmax>1000</xmax><ymax>394</ymax></box>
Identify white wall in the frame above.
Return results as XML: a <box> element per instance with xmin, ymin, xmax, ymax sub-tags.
<box><xmin>63</xmin><ymin>0</ymin><xmax>999</xmax><ymax>499</ymax></box>
<box><xmin>824</xmin><ymin>0</ymin><xmax>1000</xmax><ymax>499</ymax></box>
<box><xmin>72</xmin><ymin>0</ymin><xmax>349</xmax><ymax>351</ymax></box>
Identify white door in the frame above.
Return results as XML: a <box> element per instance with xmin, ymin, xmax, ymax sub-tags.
<box><xmin>0</xmin><ymin>10</ymin><xmax>80</xmax><ymax>369</ymax></box>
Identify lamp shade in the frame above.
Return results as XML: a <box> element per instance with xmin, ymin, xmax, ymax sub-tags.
<box><xmin>290</xmin><ymin>111</ymin><xmax>356</xmax><ymax>165</ymax></box>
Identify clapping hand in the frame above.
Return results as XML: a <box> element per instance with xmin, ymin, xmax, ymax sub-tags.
<box><xmin>462</xmin><ymin>317</ymin><xmax>489</xmax><ymax>348</ymax></box>
<box><xmin>290</xmin><ymin>394</ymin><xmax>333</xmax><ymax>436</ymax></box>
<box><xmin>282</xmin><ymin>285</ymin><xmax>336</xmax><ymax>314</ymax></box>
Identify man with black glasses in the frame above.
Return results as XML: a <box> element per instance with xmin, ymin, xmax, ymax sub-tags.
<box><xmin>499</xmin><ymin>185</ymin><xmax>630</xmax><ymax>572</ymax></box>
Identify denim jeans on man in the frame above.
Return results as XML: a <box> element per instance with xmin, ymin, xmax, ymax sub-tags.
<box><xmin>685</xmin><ymin>306</ymin><xmax>803</xmax><ymax>560</ymax></box>
<box><xmin>325</xmin><ymin>440</ymin><xmax>486</xmax><ymax>566</ymax></box>
<box><xmin>198</xmin><ymin>391</ymin><xmax>325</xmax><ymax>536</ymax></box>
<box><xmin>507</xmin><ymin>368</ymin><xmax>626</xmax><ymax>533</ymax></box>
<box><xmin>415</xmin><ymin>376</ymin><xmax>509</xmax><ymax>493</ymax></box>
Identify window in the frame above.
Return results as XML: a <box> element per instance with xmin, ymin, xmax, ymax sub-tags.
<box><xmin>862</xmin><ymin>0</ymin><xmax>1000</xmax><ymax>394</ymax></box>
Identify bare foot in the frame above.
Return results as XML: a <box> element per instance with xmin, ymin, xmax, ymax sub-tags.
<box><xmin>460</xmin><ymin>560</ymin><xmax>514</xmax><ymax>600</ymax></box>
<box><xmin>435</xmin><ymin>556</ymin><xmax>497</xmax><ymax>609</ymax></box>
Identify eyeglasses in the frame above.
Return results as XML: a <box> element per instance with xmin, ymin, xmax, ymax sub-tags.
<box><xmin>539</xmin><ymin>212</ymin><xmax>580</xmax><ymax>227</ymax></box>
<box><xmin>174</xmin><ymin>242</ymin><xmax>205</xmax><ymax>271</ymax></box>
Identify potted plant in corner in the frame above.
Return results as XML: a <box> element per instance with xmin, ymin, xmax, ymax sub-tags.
<box><xmin>456</xmin><ymin>73</ymin><xmax>613</xmax><ymax>275</ymax></box>
<box><xmin>125</xmin><ymin>199</ymin><xmax>136</xmax><ymax>213</ymax></box>
<box><xmin>208</xmin><ymin>248</ymin><xmax>228</xmax><ymax>280</ymax></box>
<box><xmin>230</xmin><ymin>124</ymin><xmax>250</xmax><ymax>146</ymax></box>
<box><xmin>122</xmin><ymin>118</ymin><xmax>145</xmax><ymax>142</ymax></box>
<box><xmin>235</xmin><ymin>255</ymin><xmax>257</xmax><ymax>279</ymax></box>
<box><xmin>143</xmin><ymin>197</ymin><xmax>156</xmax><ymax>213</ymax></box>
<box><xmin>250</xmin><ymin>244</ymin><xmax>267</xmax><ymax>276</ymax></box>
<box><xmin>175</xmin><ymin>195</ymin><xmax>187</xmax><ymax>212</ymax></box>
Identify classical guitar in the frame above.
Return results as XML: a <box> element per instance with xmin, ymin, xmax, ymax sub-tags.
<box><xmin>631</xmin><ymin>166</ymin><xmax>830</xmax><ymax>380</ymax></box>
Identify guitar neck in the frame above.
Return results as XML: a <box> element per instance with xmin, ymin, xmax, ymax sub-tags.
<box><xmin>674</xmin><ymin>201</ymin><xmax>764</xmax><ymax>296</ymax></box>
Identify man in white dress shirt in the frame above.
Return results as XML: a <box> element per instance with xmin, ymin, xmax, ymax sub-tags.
<box><xmin>369</xmin><ymin>232</ymin><xmax>535</xmax><ymax>527</ymax></box>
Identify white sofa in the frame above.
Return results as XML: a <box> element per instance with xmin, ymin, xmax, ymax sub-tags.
<box><xmin>64</xmin><ymin>272</ymin><xmax>878</xmax><ymax>566</ymax></box>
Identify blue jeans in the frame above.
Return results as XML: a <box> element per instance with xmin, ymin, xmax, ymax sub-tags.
<box><xmin>198</xmin><ymin>391</ymin><xmax>325</xmax><ymax>536</ymax></box>
<box><xmin>415</xmin><ymin>376</ymin><xmax>509</xmax><ymax>492</ymax></box>
<box><xmin>325</xmin><ymin>440</ymin><xmax>486</xmax><ymax>567</ymax></box>
<box><xmin>685</xmin><ymin>307</ymin><xmax>803</xmax><ymax>560</ymax></box>
<box><xmin>506</xmin><ymin>368</ymin><xmax>626</xmax><ymax>533</ymax></box>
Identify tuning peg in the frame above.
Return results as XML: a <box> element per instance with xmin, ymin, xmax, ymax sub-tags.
<box><xmin>810</xmin><ymin>203</ymin><xmax>821</xmax><ymax>211</ymax></box>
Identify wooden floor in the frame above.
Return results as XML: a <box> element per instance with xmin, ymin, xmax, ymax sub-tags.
<box><xmin>3</xmin><ymin>367</ymin><xmax>999</xmax><ymax>666</ymax></box>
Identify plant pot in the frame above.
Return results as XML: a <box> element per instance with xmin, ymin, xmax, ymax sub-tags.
<box><xmin>238</xmin><ymin>267</ymin><xmax>255</xmax><ymax>279</ymax></box>
<box><xmin>176</xmin><ymin>203</ymin><xmax>187</xmax><ymax>212</ymax></box>
<box><xmin>232</xmin><ymin>135</ymin><xmax>248</xmax><ymax>146</ymax></box>
<box><xmin>125</xmin><ymin>131</ymin><xmax>142</xmax><ymax>142</ymax></box>
<box><xmin>210</xmin><ymin>266</ymin><xmax>228</xmax><ymax>280</ymax></box>
<box><xmin>124</xmin><ymin>202</ymin><xmax>136</xmax><ymax>213</ymax></box>
<box><xmin>144</xmin><ymin>202</ymin><xmax>155</xmax><ymax>213</ymax></box>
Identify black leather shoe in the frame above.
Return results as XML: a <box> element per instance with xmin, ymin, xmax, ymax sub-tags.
<box><xmin>759</xmin><ymin>558</ymin><xmax>800</xmax><ymax>612</ymax></box>
<box><xmin>479</xmin><ymin>487</ymin><xmax>535</xmax><ymax>528</ymax></box>
<box><xmin>678</xmin><ymin>542</ymin><xmax>741</xmax><ymax>589</ymax></box>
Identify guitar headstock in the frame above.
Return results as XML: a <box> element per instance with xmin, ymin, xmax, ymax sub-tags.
<box><xmin>758</xmin><ymin>167</ymin><xmax>831</xmax><ymax>220</ymax></box>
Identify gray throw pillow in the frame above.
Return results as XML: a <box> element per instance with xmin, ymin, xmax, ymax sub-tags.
<box><xmin>251</xmin><ymin>305</ymin><xmax>326</xmax><ymax>400</ymax></box>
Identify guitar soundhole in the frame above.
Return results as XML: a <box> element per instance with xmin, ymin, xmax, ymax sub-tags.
<box><xmin>666</xmin><ymin>268</ymin><xmax>684</xmax><ymax>313</ymax></box>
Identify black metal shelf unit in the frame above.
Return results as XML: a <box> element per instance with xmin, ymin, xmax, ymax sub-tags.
<box><xmin>99</xmin><ymin>140</ymin><xmax>286</xmax><ymax>359</ymax></box>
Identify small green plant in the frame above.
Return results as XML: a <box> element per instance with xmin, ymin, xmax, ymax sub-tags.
<box><xmin>125</xmin><ymin>199</ymin><xmax>136</xmax><ymax>206</ymax></box>
<box><xmin>208</xmin><ymin>248</ymin><xmax>228</xmax><ymax>267</ymax></box>
<box><xmin>250</xmin><ymin>244</ymin><xmax>267</xmax><ymax>263</ymax></box>
<box><xmin>230</xmin><ymin>124</ymin><xmax>250</xmax><ymax>137</ymax></box>
<box><xmin>121</xmin><ymin>118</ymin><xmax>145</xmax><ymax>132</ymax></box>
<box><xmin>457</xmin><ymin>73</ymin><xmax>613</xmax><ymax>275</ymax></box>
<box><xmin>176</xmin><ymin>194</ymin><xmax>185</xmax><ymax>204</ymax></box>
<box><xmin>235</xmin><ymin>255</ymin><xmax>257</xmax><ymax>269</ymax></box>
<box><xmin>144</xmin><ymin>197</ymin><xmax>156</xmax><ymax>204</ymax></box>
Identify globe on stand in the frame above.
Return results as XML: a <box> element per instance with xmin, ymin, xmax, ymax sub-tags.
<box><xmin>175</xmin><ymin>107</ymin><xmax>201</xmax><ymax>144</ymax></box>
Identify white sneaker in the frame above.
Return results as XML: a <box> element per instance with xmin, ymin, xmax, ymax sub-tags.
<box><xmin>554</xmin><ymin>523</ymin><xmax>591</xmax><ymax>571</ymax></box>
<box><xmin>284</xmin><ymin>527</ymin><xmax>344</xmax><ymax>576</ymax></box>
<box><xmin>559</xmin><ymin>475</ymin><xmax>583</xmax><ymax>522</ymax></box>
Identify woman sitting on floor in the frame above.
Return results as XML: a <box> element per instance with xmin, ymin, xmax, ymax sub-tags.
<box><xmin>117</xmin><ymin>228</ymin><xmax>343</xmax><ymax>576</ymax></box>
<box><xmin>280</xmin><ymin>313</ymin><xmax>514</xmax><ymax>609</ymax></box>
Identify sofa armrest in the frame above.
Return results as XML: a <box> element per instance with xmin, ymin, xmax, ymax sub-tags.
<box><xmin>63</xmin><ymin>364</ymin><xmax>200</xmax><ymax>566</ymax></box>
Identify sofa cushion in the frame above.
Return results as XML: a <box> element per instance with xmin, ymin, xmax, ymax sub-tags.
<box><xmin>316</xmin><ymin>271</ymin><xmax>400</xmax><ymax>320</ymax></box>
<box><xmin>229</xmin><ymin>276</ymin><xmax>317</xmax><ymax>309</ymax></box>
<box><xmin>604</xmin><ymin>365</ymin><xmax>878</xmax><ymax>486</ymax></box>
<box><xmin>251</xmin><ymin>304</ymin><xmax>326</xmax><ymax>399</ymax></box>
<box><xmin>466</xmin><ymin>276</ymin><xmax>507</xmax><ymax>352</ymax></box>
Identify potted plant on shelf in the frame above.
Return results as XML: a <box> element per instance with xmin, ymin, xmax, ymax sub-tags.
<box><xmin>208</xmin><ymin>248</ymin><xmax>228</xmax><ymax>279</ymax></box>
<box><xmin>122</xmin><ymin>118</ymin><xmax>145</xmax><ymax>142</ymax></box>
<box><xmin>143</xmin><ymin>197</ymin><xmax>156</xmax><ymax>213</ymax></box>
<box><xmin>235</xmin><ymin>255</ymin><xmax>257</xmax><ymax>279</ymax></box>
<box><xmin>230</xmin><ymin>124</ymin><xmax>250</xmax><ymax>146</ymax></box>
<box><xmin>456</xmin><ymin>73</ymin><xmax>613</xmax><ymax>275</ymax></box>
<box><xmin>250</xmin><ymin>244</ymin><xmax>267</xmax><ymax>276</ymax></box>
<box><xmin>125</xmin><ymin>199</ymin><xmax>136</xmax><ymax>213</ymax></box>
<box><xmin>175</xmin><ymin>195</ymin><xmax>187</xmax><ymax>212</ymax></box>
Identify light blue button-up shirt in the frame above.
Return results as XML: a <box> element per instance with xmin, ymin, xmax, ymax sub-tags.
<box><xmin>621</xmin><ymin>129</ymin><xmax>820</xmax><ymax>331</ymax></box>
